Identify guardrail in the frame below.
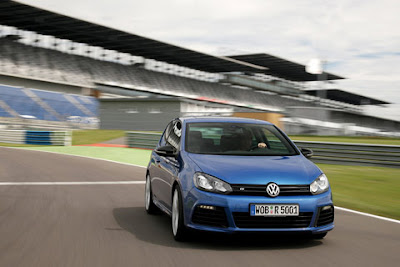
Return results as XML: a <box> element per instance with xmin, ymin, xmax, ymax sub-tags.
<box><xmin>126</xmin><ymin>132</ymin><xmax>400</xmax><ymax>168</ymax></box>
<box><xmin>294</xmin><ymin>141</ymin><xmax>400</xmax><ymax>168</ymax></box>
<box><xmin>0</xmin><ymin>130</ymin><xmax>71</xmax><ymax>146</ymax></box>
<box><xmin>126</xmin><ymin>132</ymin><xmax>160</xmax><ymax>149</ymax></box>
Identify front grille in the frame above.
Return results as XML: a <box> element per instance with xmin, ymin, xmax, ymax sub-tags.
<box><xmin>230</xmin><ymin>184</ymin><xmax>311</xmax><ymax>196</ymax></box>
<box><xmin>233</xmin><ymin>212</ymin><xmax>313</xmax><ymax>228</ymax></box>
<box><xmin>316</xmin><ymin>206</ymin><xmax>334</xmax><ymax>227</ymax></box>
<box><xmin>192</xmin><ymin>206</ymin><xmax>228</xmax><ymax>228</ymax></box>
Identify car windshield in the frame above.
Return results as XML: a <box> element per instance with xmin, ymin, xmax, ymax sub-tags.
<box><xmin>185</xmin><ymin>122</ymin><xmax>298</xmax><ymax>156</ymax></box>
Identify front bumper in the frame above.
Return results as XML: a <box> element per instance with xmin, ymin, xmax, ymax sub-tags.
<box><xmin>184</xmin><ymin>188</ymin><xmax>334</xmax><ymax>234</ymax></box>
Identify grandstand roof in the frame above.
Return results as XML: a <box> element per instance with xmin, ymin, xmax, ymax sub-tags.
<box><xmin>228</xmin><ymin>53</ymin><xmax>344</xmax><ymax>81</ymax></box>
<box><xmin>0</xmin><ymin>1</ymin><xmax>269</xmax><ymax>74</ymax></box>
<box><xmin>305</xmin><ymin>89</ymin><xmax>390</xmax><ymax>105</ymax></box>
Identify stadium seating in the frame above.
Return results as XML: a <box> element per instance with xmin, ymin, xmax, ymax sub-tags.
<box><xmin>0</xmin><ymin>37</ymin><xmax>91</xmax><ymax>86</ymax></box>
<box><xmin>0</xmin><ymin>102</ymin><xmax>13</xmax><ymax>117</ymax></box>
<box><xmin>0</xmin><ymin>84</ymin><xmax>98</xmax><ymax>122</ymax></box>
<box><xmin>0</xmin><ymin>37</ymin><xmax>326</xmax><ymax>112</ymax></box>
<box><xmin>33</xmin><ymin>90</ymin><xmax>87</xmax><ymax>118</ymax></box>
<box><xmin>0</xmin><ymin>85</ymin><xmax>55</xmax><ymax>120</ymax></box>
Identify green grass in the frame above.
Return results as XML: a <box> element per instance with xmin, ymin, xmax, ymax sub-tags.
<box><xmin>72</xmin><ymin>130</ymin><xmax>125</xmax><ymax>145</ymax></box>
<box><xmin>317</xmin><ymin>164</ymin><xmax>400</xmax><ymax>220</ymax></box>
<box><xmin>290</xmin><ymin>135</ymin><xmax>400</xmax><ymax>146</ymax></box>
<box><xmin>24</xmin><ymin>146</ymin><xmax>152</xmax><ymax>166</ymax></box>
<box><xmin>0</xmin><ymin>142</ymin><xmax>45</xmax><ymax>147</ymax></box>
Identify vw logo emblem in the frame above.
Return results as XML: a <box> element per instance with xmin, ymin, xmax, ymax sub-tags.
<box><xmin>266</xmin><ymin>183</ymin><xmax>280</xmax><ymax>197</ymax></box>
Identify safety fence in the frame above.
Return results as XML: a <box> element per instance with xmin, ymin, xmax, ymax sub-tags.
<box><xmin>0</xmin><ymin>130</ymin><xmax>71</xmax><ymax>146</ymax></box>
<box><xmin>126</xmin><ymin>132</ymin><xmax>160</xmax><ymax>149</ymax></box>
<box><xmin>126</xmin><ymin>132</ymin><xmax>400</xmax><ymax>168</ymax></box>
<box><xmin>294</xmin><ymin>141</ymin><xmax>400</xmax><ymax>168</ymax></box>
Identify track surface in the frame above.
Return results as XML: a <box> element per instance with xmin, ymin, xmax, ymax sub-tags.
<box><xmin>0</xmin><ymin>147</ymin><xmax>399</xmax><ymax>267</ymax></box>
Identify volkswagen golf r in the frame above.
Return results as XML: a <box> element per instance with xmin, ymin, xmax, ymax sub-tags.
<box><xmin>145</xmin><ymin>117</ymin><xmax>334</xmax><ymax>241</ymax></box>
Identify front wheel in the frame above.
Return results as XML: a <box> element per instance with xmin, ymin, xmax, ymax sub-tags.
<box><xmin>171</xmin><ymin>186</ymin><xmax>189</xmax><ymax>241</ymax></box>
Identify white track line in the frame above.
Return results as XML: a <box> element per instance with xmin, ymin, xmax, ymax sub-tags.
<box><xmin>1</xmin><ymin>146</ymin><xmax>399</xmax><ymax>224</ymax></box>
<box><xmin>0</xmin><ymin>181</ymin><xmax>145</xmax><ymax>185</ymax></box>
<box><xmin>335</xmin><ymin>206</ymin><xmax>400</xmax><ymax>224</ymax></box>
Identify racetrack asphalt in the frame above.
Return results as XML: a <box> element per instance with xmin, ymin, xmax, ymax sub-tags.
<box><xmin>0</xmin><ymin>147</ymin><xmax>399</xmax><ymax>267</ymax></box>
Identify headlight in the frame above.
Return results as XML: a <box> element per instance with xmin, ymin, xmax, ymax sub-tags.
<box><xmin>310</xmin><ymin>173</ymin><xmax>329</xmax><ymax>195</ymax></box>
<box><xmin>193</xmin><ymin>173</ymin><xmax>232</xmax><ymax>194</ymax></box>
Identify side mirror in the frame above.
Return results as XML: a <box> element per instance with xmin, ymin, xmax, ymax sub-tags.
<box><xmin>300</xmin><ymin>147</ymin><xmax>313</xmax><ymax>158</ymax></box>
<box><xmin>154</xmin><ymin>145</ymin><xmax>177</xmax><ymax>157</ymax></box>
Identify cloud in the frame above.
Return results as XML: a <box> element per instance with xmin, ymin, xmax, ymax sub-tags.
<box><xmin>356</xmin><ymin>52</ymin><xmax>400</xmax><ymax>59</ymax></box>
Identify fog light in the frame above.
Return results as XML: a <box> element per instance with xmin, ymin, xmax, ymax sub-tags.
<box><xmin>199</xmin><ymin>205</ymin><xmax>216</xmax><ymax>210</ymax></box>
<box><xmin>322</xmin><ymin>205</ymin><xmax>332</xmax><ymax>211</ymax></box>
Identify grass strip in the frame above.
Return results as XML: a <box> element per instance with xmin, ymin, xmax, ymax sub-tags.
<box><xmin>72</xmin><ymin>130</ymin><xmax>125</xmax><ymax>145</ymax></box>
<box><xmin>318</xmin><ymin>164</ymin><xmax>400</xmax><ymax>220</ymax></box>
<box><xmin>24</xmin><ymin>146</ymin><xmax>152</xmax><ymax>167</ymax></box>
<box><xmin>0</xmin><ymin>142</ymin><xmax>44</xmax><ymax>147</ymax></box>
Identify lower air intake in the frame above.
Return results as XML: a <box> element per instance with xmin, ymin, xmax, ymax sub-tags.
<box><xmin>192</xmin><ymin>206</ymin><xmax>228</xmax><ymax>228</ymax></box>
<box><xmin>233</xmin><ymin>212</ymin><xmax>313</xmax><ymax>228</ymax></box>
<box><xmin>316</xmin><ymin>206</ymin><xmax>334</xmax><ymax>227</ymax></box>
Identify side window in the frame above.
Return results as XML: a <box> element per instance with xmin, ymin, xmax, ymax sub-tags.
<box><xmin>158</xmin><ymin>121</ymin><xmax>173</xmax><ymax>147</ymax></box>
<box><xmin>165</xmin><ymin>120</ymin><xmax>182</xmax><ymax>150</ymax></box>
<box><xmin>158</xmin><ymin>126</ymin><xmax>168</xmax><ymax>147</ymax></box>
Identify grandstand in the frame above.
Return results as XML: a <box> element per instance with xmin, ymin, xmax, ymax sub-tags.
<box><xmin>0</xmin><ymin>84</ymin><xmax>98</xmax><ymax>128</ymax></box>
<box><xmin>0</xmin><ymin>36</ymin><xmax>320</xmax><ymax>112</ymax></box>
<box><xmin>0</xmin><ymin>0</ymin><xmax>398</xmax><ymax>135</ymax></box>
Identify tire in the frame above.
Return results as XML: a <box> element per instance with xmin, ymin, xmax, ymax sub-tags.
<box><xmin>171</xmin><ymin>186</ymin><xmax>189</xmax><ymax>241</ymax></box>
<box><xmin>313</xmin><ymin>233</ymin><xmax>327</xmax><ymax>239</ymax></box>
<box><xmin>145</xmin><ymin>174</ymin><xmax>158</xmax><ymax>214</ymax></box>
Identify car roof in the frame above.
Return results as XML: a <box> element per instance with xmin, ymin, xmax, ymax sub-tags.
<box><xmin>179</xmin><ymin>116</ymin><xmax>274</xmax><ymax>125</ymax></box>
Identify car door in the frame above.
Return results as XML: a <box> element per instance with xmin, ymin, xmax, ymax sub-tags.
<box><xmin>152</xmin><ymin>120</ymin><xmax>182</xmax><ymax>210</ymax></box>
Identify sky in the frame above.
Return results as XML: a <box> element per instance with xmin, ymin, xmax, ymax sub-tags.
<box><xmin>18</xmin><ymin>0</ymin><xmax>400</xmax><ymax>121</ymax></box>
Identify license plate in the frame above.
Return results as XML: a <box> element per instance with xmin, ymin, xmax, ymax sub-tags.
<box><xmin>250</xmin><ymin>204</ymin><xmax>299</xmax><ymax>216</ymax></box>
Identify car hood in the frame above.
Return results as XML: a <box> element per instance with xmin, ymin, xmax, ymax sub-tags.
<box><xmin>186</xmin><ymin>153</ymin><xmax>322</xmax><ymax>185</ymax></box>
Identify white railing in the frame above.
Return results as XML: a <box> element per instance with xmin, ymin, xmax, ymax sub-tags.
<box><xmin>0</xmin><ymin>130</ymin><xmax>71</xmax><ymax>146</ymax></box>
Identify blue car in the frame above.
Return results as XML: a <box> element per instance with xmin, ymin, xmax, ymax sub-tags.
<box><xmin>145</xmin><ymin>117</ymin><xmax>334</xmax><ymax>241</ymax></box>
